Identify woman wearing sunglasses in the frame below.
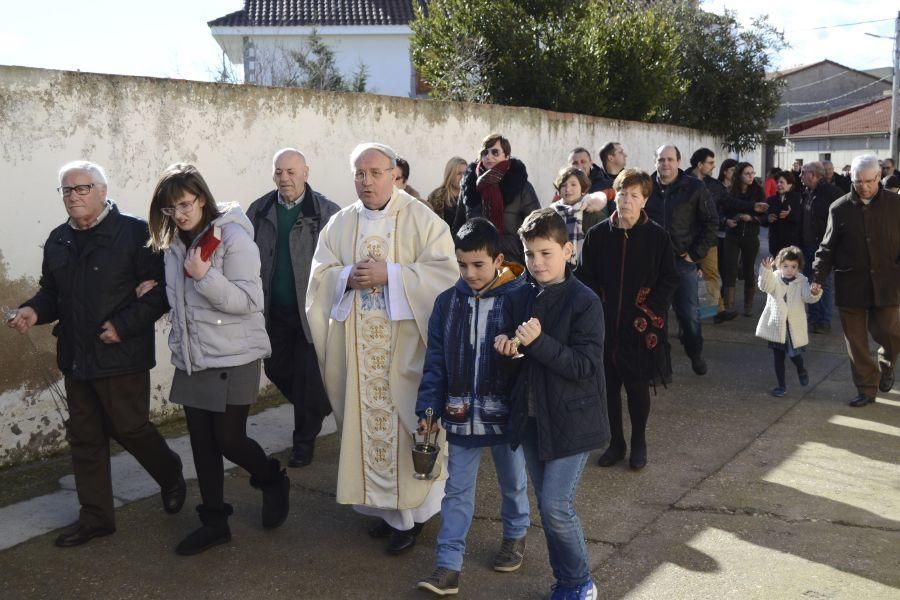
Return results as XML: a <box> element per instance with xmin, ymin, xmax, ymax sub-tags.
<box><xmin>452</xmin><ymin>133</ymin><xmax>540</xmax><ymax>266</ymax></box>
<box><xmin>146</xmin><ymin>163</ymin><xmax>288</xmax><ymax>556</ymax></box>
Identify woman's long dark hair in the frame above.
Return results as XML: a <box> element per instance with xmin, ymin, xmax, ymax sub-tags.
<box><xmin>730</xmin><ymin>162</ymin><xmax>763</xmax><ymax>197</ymax></box>
<box><xmin>148</xmin><ymin>163</ymin><xmax>222</xmax><ymax>251</ymax></box>
<box><xmin>717</xmin><ymin>158</ymin><xmax>738</xmax><ymax>184</ymax></box>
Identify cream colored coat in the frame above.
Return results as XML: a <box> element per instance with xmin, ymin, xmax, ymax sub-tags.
<box><xmin>755</xmin><ymin>267</ymin><xmax>820</xmax><ymax>348</ymax></box>
<box><xmin>306</xmin><ymin>189</ymin><xmax>457</xmax><ymax>509</ymax></box>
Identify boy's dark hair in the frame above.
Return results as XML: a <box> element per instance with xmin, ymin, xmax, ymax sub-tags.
<box><xmin>777</xmin><ymin>171</ymin><xmax>795</xmax><ymax>186</ymax></box>
<box><xmin>554</xmin><ymin>166</ymin><xmax>591</xmax><ymax>193</ymax></box>
<box><xmin>518</xmin><ymin>207</ymin><xmax>569</xmax><ymax>246</ymax></box>
<box><xmin>689</xmin><ymin>147</ymin><xmax>714</xmax><ymax>169</ymax></box>
<box><xmin>776</xmin><ymin>245</ymin><xmax>804</xmax><ymax>270</ymax></box>
<box><xmin>395</xmin><ymin>157</ymin><xmax>410</xmax><ymax>182</ymax></box>
<box><xmin>455</xmin><ymin>217</ymin><xmax>501</xmax><ymax>258</ymax></box>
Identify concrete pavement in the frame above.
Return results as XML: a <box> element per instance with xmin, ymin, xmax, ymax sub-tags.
<box><xmin>1</xmin><ymin>301</ymin><xmax>898</xmax><ymax>599</ymax></box>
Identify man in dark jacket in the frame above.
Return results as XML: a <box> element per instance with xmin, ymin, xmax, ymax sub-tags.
<box><xmin>645</xmin><ymin>145</ymin><xmax>717</xmax><ymax>375</ymax></box>
<box><xmin>800</xmin><ymin>161</ymin><xmax>844</xmax><ymax>334</ymax></box>
<box><xmin>813</xmin><ymin>154</ymin><xmax>900</xmax><ymax>407</ymax></box>
<box><xmin>453</xmin><ymin>133</ymin><xmax>540</xmax><ymax>266</ymax></box>
<box><xmin>246</xmin><ymin>148</ymin><xmax>340</xmax><ymax>467</ymax></box>
<box><xmin>596</xmin><ymin>142</ymin><xmax>628</xmax><ymax>190</ymax></box>
<box><xmin>8</xmin><ymin>161</ymin><xmax>184</xmax><ymax>547</ymax></box>
<box><xmin>689</xmin><ymin>148</ymin><xmax>733</xmax><ymax>324</ymax></box>
<box><xmin>568</xmin><ymin>146</ymin><xmax>608</xmax><ymax>193</ymax></box>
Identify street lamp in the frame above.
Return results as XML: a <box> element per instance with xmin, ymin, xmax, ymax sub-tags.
<box><xmin>865</xmin><ymin>13</ymin><xmax>900</xmax><ymax>164</ymax></box>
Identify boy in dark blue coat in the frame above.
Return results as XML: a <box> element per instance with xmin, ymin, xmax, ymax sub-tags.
<box><xmin>415</xmin><ymin>218</ymin><xmax>531</xmax><ymax>596</ymax></box>
<box><xmin>497</xmin><ymin>208</ymin><xmax>608</xmax><ymax>600</ymax></box>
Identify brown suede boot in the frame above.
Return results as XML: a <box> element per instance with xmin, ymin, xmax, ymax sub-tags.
<box><xmin>743</xmin><ymin>286</ymin><xmax>756</xmax><ymax>316</ymax></box>
<box><xmin>716</xmin><ymin>287</ymin><xmax>738</xmax><ymax>324</ymax></box>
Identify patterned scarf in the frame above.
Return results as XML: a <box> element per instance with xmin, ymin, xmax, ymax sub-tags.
<box><xmin>552</xmin><ymin>198</ymin><xmax>585</xmax><ymax>265</ymax></box>
<box><xmin>476</xmin><ymin>160</ymin><xmax>510</xmax><ymax>232</ymax></box>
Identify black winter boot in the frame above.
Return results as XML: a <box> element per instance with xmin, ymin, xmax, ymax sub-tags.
<box><xmin>250</xmin><ymin>458</ymin><xmax>290</xmax><ymax>529</ymax></box>
<box><xmin>175</xmin><ymin>504</ymin><xmax>232</xmax><ymax>556</ymax></box>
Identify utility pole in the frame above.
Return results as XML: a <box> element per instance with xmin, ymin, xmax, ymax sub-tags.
<box><xmin>891</xmin><ymin>11</ymin><xmax>900</xmax><ymax>163</ymax></box>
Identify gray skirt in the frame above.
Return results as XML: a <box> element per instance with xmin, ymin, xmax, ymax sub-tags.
<box><xmin>169</xmin><ymin>360</ymin><xmax>262</xmax><ymax>413</ymax></box>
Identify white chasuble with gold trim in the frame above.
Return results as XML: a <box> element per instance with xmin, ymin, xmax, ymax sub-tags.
<box><xmin>306</xmin><ymin>189</ymin><xmax>458</xmax><ymax>528</ymax></box>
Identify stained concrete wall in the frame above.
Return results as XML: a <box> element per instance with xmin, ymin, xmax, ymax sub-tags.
<box><xmin>0</xmin><ymin>65</ymin><xmax>722</xmax><ymax>467</ymax></box>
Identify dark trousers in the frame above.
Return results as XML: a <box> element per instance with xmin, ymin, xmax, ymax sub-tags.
<box><xmin>604</xmin><ymin>363</ymin><xmax>651</xmax><ymax>450</ymax></box>
<box><xmin>183</xmin><ymin>405</ymin><xmax>269</xmax><ymax>510</ymax></box>
<box><xmin>63</xmin><ymin>371</ymin><xmax>181</xmax><ymax>529</ymax></box>
<box><xmin>264</xmin><ymin>304</ymin><xmax>331</xmax><ymax>454</ymax></box>
<box><xmin>803</xmin><ymin>245</ymin><xmax>833</xmax><ymax>326</ymax></box>
<box><xmin>837</xmin><ymin>305</ymin><xmax>900</xmax><ymax>398</ymax></box>
<box><xmin>773</xmin><ymin>349</ymin><xmax>805</xmax><ymax>388</ymax></box>
<box><xmin>723</xmin><ymin>233</ymin><xmax>759</xmax><ymax>287</ymax></box>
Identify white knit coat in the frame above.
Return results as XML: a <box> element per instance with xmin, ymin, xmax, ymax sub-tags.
<box><xmin>755</xmin><ymin>267</ymin><xmax>821</xmax><ymax>348</ymax></box>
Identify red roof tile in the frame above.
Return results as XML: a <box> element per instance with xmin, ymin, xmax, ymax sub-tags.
<box><xmin>789</xmin><ymin>97</ymin><xmax>892</xmax><ymax>138</ymax></box>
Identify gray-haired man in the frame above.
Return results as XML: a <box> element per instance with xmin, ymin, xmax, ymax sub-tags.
<box><xmin>306</xmin><ymin>143</ymin><xmax>458</xmax><ymax>555</ymax></box>
<box><xmin>7</xmin><ymin>161</ymin><xmax>185</xmax><ymax>546</ymax></box>
<box><xmin>246</xmin><ymin>148</ymin><xmax>340</xmax><ymax>467</ymax></box>
<box><xmin>813</xmin><ymin>154</ymin><xmax>900</xmax><ymax>406</ymax></box>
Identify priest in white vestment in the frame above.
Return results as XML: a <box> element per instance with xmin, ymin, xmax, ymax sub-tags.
<box><xmin>306</xmin><ymin>142</ymin><xmax>458</xmax><ymax>554</ymax></box>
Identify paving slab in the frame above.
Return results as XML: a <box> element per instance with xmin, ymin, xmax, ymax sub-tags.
<box><xmin>677</xmin><ymin>379</ymin><xmax>900</xmax><ymax>530</ymax></box>
<box><xmin>598</xmin><ymin>510</ymin><xmax>900</xmax><ymax>599</ymax></box>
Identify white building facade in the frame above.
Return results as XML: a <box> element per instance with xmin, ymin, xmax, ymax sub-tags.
<box><xmin>209</xmin><ymin>1</ymin><xmax>423</xmax><ymax>97</ymax></box>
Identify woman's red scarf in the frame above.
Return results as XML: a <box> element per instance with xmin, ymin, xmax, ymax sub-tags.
<box><xmin>476</xmin><ymin>160</ymin><xmax>510</xmax><ymax>232</ymax></box>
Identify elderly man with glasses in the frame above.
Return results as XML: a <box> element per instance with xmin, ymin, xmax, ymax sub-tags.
<box><xmin>812</xmin><ymin>154</ymin><xmax>900</xmax><ymax>407</ymax></box>
<box><xmin>307</xmin><ymin>142</ymin><xmax>457</xmax><ymax>556</ymax></box>
<box><xmin>6</xmin><ymin>161</ymin><xmax>185</xmax><ymax>546</ymax></box>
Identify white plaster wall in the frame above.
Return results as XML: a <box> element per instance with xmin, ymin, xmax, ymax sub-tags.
<box><xmin>773</xmin><ymin>136</ymin><xmax>890</xmax><ymax>170</ymax></box>
<box><xmin>245</xmin><ymin>33</ymin><xmax>412</xmax><ymax>96</ymax></box>
<box><xmin>0</xmin><ymin>66</ymin><xmax>723</xmax><ymax>466</ymax></box>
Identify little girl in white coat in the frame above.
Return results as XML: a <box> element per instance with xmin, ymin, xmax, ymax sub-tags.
<box><xmin>755</xmin><ymin>246</ymin><xmax>822</xmax><ymax>396</ymax></box>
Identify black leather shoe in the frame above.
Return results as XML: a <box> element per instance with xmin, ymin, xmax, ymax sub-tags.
<box><xmin>386</xmin><ymin>523</ymin><xmax>423</xmax><ymax>555</ymax></box>
<box><xmin>161</xmin><ymin>453</ymin><xmax>187</xmax><ymax>514</ymax></box>
<box><xmin>629</xmin><ymin>445</ymin><xmax>647</xmax><ymax>471</ymax></box>
<box><xmin>368</xmin><ymin>519</ymin><xmax>394</xmax><ymax>539</ymax></box>
<box><xmin>54</xmin><ymin>523</ymin><xmax>115</xmax><ymax>547</ymax></box>
<box><xmin>690</xmin><ymin>355</ymin><xmax>708</xmax><ymax>376</ymax></box>
<box><xmin>879</xmin><ymin>361</ymin><xmax>895</xmax><ymax>393</ymax></box>
<box><xmin>849</xmin><ymin>394</ymin><xmax>875</xmax><ymax>408</ymax></box>
<box><xmin>288</xmin><ymin>446</ymin><xmax>313</xmax><ymax>468</ymax></box>
<box><xmin>596</xmin><ymin>445</ymin><xmax>626</xmax><ymax>467</ymax></box>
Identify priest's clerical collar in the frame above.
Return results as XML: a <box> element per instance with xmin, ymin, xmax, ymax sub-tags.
<box><xmin>362</xmin><ymin>190</ymin><xmax>396</xmax><ymax>219</ymax></box>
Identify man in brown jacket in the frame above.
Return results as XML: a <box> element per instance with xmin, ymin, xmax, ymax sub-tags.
<box><xmin>813</xmin><ymin>155</ymin><xmax>900</xmax><ymax>406</ymax></box>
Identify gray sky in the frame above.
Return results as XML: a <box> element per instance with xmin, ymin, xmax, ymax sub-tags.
<box><xmin>0</xmin><ymin>1</ymin><xmax>895</xmax><ymax>81</ymax></box>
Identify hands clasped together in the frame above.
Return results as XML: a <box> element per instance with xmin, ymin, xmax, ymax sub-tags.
<box><xmin>348</xmin><ymin>256</ymin><xmax>388</xmax><ymax>290</ymax></box>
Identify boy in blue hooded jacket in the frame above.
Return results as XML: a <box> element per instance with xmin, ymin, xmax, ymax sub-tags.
<box><xmin>415</xmin><ymin>218</ymin><xmax>530</xmax><ymax>596</ymax></box>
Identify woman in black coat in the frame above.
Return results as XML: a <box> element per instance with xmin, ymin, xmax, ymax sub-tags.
<box><xmin>762</xmin><ymin>171</ymin><xmax>803</xmax><ymax>257</ymax></box>
<box><xmin>578</xmin><ymin>169</ymin><xmax>679</xmax><ymax>470</ymax></box>
<box><xmin>723</xmin><ymin>162</ymin><xmax>769</xmax><ymax>316</ymax></box>
<box><xmin>452</xmin><ymin>133</ymin><xmax>540</xmax><ymax>266</ymax></box>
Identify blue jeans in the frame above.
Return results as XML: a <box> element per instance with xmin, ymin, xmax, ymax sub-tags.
<box><xmin>520</xmin><ymin>421</ymin><xmax>591</xmax><ymax>587</ymax></box>
<box><xmin>803</xmin><ymin>245</ymin><xmax>832</xmax><ymax>326</ymax></box>
<box><xmin>673</xmin><ymin>258</ymin><xmax>703</xmax><ymax>358</ymax></box>
<box><xmin>436</xmin><ymin>442</ymin><xmax>530</xmax><ymax>571</ymax></box>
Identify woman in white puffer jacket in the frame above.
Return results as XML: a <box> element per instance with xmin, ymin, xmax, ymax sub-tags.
<box><xmin>755</xmin><ymin>246</ymin><xmax>822</xmax><ymax>397</ymax></box>
<box><xmin>146</xmin><ymin>163</ymin><xmax>288</xmax><ymax>556</ymax></box>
